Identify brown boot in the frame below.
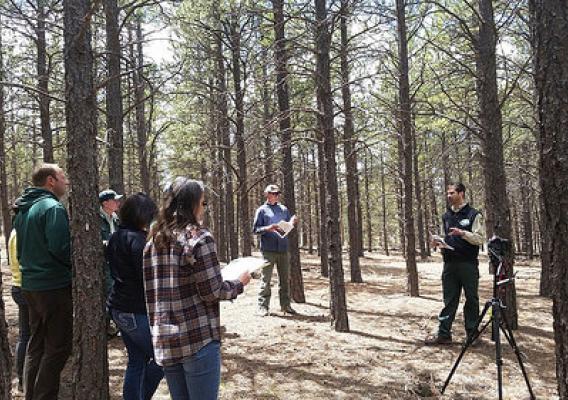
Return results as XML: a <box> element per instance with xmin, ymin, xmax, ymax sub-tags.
<box><xmin>424</xmin><ymin>334</ymin><xmax>453</xmax><ymax>346</ymax></box>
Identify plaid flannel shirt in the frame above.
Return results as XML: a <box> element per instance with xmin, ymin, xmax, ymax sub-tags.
<box><xmin>143</xmin><ymin>225</ymin><xmax>243</xmax><ymax>367</ymax></box>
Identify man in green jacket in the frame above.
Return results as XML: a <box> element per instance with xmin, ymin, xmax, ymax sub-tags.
<box><xmin>14</xmin><ymin>163</ymin><xmax>71</xmax><ymax>400</ymax></box>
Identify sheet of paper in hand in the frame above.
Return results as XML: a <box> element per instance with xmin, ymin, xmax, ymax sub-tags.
<box><xmin>275</xmin><ymin>215</ymin><xmax>296</xmax><ymax>238</ymax></box>
<box><xmin>221</xmin><ymin>257</ymin><xmax>269</xmax><ymax>281</ymax></box>
<box><xmin>431</xmin><ymin>234</ymin><xmax>455</xmax><ymax>251</ymax></box>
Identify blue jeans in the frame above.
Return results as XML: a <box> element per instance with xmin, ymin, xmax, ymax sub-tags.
<box><xmin>11</xmin><ymin>286</ymin><xmax>30</xmax><ymax>387</ymax></box>
<box><xmin>163</xmin><ymin>341</ymin><xmax>221</xmax><ymax>400</ymax></box>
<box><xmin>111</xmin><ymin>309</ymin><xmax>164</xmax><ymax>400</ymax></box>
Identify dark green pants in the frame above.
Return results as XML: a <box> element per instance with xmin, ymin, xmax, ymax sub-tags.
<box><xmin>438</xmin><ymin>260</ymin><xmax>480</xmax><ymax>338</ymax></box>
<box><xmin>258</xmin><ymin>251</ymin><xmax>290</xmax><ymax>310</ymax></box>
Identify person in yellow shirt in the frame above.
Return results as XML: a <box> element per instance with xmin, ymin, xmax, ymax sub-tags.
<box><xmin>8</xmin><ymin>204</ymin><xmax>30</xmax><ymax>392</ymax></box>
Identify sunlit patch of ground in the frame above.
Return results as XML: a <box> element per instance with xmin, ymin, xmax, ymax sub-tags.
<box><xmin>2</xmin><ymin>251</ymin><xmax>557</xmax><ymax>399</ymax></box>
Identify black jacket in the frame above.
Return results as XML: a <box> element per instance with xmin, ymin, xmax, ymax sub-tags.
<box><xmin>106</xmin><ymin>226</ymin><xmax>147</xmax><ymax>314</ymax></box>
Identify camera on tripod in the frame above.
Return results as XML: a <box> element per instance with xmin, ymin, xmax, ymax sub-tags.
<box><xmin>488</xmin><ymin>236</ymin><xmax>510</xmax><ymax>274</ymax></box>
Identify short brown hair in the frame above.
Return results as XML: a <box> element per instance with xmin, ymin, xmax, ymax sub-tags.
<box><xmin>32</xmin><ymin>163</ymin><xmax>61</xmax><ymax>187</ymax></box>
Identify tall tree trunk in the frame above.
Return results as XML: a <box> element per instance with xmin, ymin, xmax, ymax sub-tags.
<box><xmin>0</xmin><ymin>21</ymin><xmax>13</xmax><ymax>399</ymax></box>
<box><xmin>316</xmin><ymin>101</ymin><xmax>329</xmax><ymax>277</ymax></box>
<box><xmin>315</xmin><ymin>0</ymin><xmax>349</xmax><ymax>331</ymax></box>
<box><xmin>364</xmin><ymin>150</ymin><xmax>373</xmax><ymax>252</ymax></box>
<box><xmin>519</xmin><ymin>144</ymin><xmax>533</xmax><ymax>258</ymax></box>
<box><xmin>340</xmin><ymin>0</ymin><xmax>362</xmax><ymax>283</ymax></box>
<box><xmin>64</xmin><ymin>1</ymin><xmax>108</xmax><ymax>398</ymax></box>
<box><xmin>413</xmin><ymin>127</ymin><xmax>427</xmax><ymax>260</ymax></box>
<box><xmin>272</xmin><ymin>0</ymin><xmax>305</xmax><ymax>302</ymax></box>
<box><xmin>37</xmin><ymin>0</ymin><xmax>53</xmax><ymax>163</ymax></box>
<box><xmin>262</xmin><ymin>61</ymin><xmax>273</xmax><ymax>185</ymax></box>
<box><xmin>0</xmin><ymin>29</ymin><xmax>11</xmax><ymax>251</ymax></box>
<box><xmin>380</xmin><ymin>150</ymin><xmax>389</xmax><ymax>256</ymax></box>
<box><xmin>528</xmin><ymin>0</ymin><xmax>553</xmax><ymax>297</ymax></box>
<box><xmin>229</xmin><ymin>15</ymin><xmax>251</xmax><ymax>256</ymax></box>
<box><xmin>104</xmin><ymin>0</ymin><xmax>124</xmax><ymax>193</ymax></box>
<box><xmin>475</xmin><ymin>0</ymin><xmax>517</xmax><ymax>328</ymax></box>
<box><xmin>134</xmin><ymin>19</ymin><xmax>150</xmax><ymax>194</ymax></box>
<box><xmin>396</xmin><ymin>0</ymin><xmax>419</xmax><ymax>296</ymax></box>
<box><xmin>534</xmin><ymin>1</ymin><xmax>568</xmax><ymax>397</ymax></box>
<box><xmin>213</xmin><ymin>9</ymin><xmax>231</xmax><ymax>262</ymax></box>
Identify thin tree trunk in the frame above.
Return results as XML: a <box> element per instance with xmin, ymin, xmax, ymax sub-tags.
<box><xmin>64</xmin><ymin>1</ymin><xmax>108</xmax><ymax>397</ymax></box>
<box><xmin>0</xmin><ymin>29</ymin><xmax>11</xmax><ymax>251</ymax></box>
<box><xmin>262</xmin><ymin>61</ymin><xmax>273</xmax><ymax>185</ymax></box>
<box><xmin>37</xmin><ymin>0</ymin><xmax>53</xmax><ymax>163</ymax></box>
<box><xmin>476</xmin><ymin>0</ymin><xmax>517</xmax><ymax>328</ymax></box>
<box><xmin>315</xmin><ymin>0</ymin><xmax>349</xmax><ymax>331</ymax></box>
<box><xmin>0</xmin><ymin>21</ymin><xmax>13</xmax><ymax>399</ymax></box>
<box><xmin>364</xmin><ymin>150</ymin><xmax>373</xmax><ymax>252</ymax></box>
<box><xmin>316</xmin><ymin>101</ymin><xmax>329</xmax><ymax>277</ymax></box>
<box><xmin>272</xmin><ymin>0</ymin><xmax>305</xmax><ymax>302</ymax></box>
<box><xmin>340</xmin><ymin>0</ymin><xmax>362</xmax><ymax>283</ymax></box>
<box><xmin>213</xmin><ymin>6</ymin><xmax>230</xmax><ymax>262</ymax></box>
<box><xmin>396</xmin><ymin>0</ymin><xmax>419</xmax><ymax>296</ymax></box>
<box><xmin>413</xmin><ymin>126</ymin><xmax>427</xmax><ymax>260</ymax></box>
<box><xmin>134</xmin><ymin>19</ymin><xmax>150</xmax><ymax>194</ymax></box>
<box><xmin>380</xmin><ymin>149</ymin><xmax>389</xmax><ymax>256</ymax></box>
<box><xmin>104</xmin><ymin>0</ymin><xmax>124</xmax><ymax>193</ymax></box>
<box><xmin>229</xmin><ymin>15</ymin><xmax>251</xmax><ymax>256</ymax></box>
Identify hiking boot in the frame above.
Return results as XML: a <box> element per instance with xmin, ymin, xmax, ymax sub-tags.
<box><xmin>281</xmin><ymin>305</ymin><xmax>298</xmax><ymax>315</ymax></box>
<box><xmin>424</xmin><ymin>335</ymin><xmax>452</xmax><ymax>346</ymax></box>
<box><xmin>256</xmin><ymin>307</ymin><xmax>270</xmax><ymax>317</ymax></box>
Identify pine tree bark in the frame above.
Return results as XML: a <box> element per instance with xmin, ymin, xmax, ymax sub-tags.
<box><xmin>315</xmin><ymin>0</ymin><xmax>349</xmax><ymax>331</ymax></box>
<box><xmin>413</xmin><ymin>127</ymin><xmax>427</xmax><ymax>260</ymax></box>
<box><xmin>364</xmin><ymin>151</ymin><xmax>373</xmax><ymax>252</ymax></box>
<box><xmin>519</xmin><ymin>144</ymin><xmax>533</xmax><ymax>258</ymax></box>
<box><xmin>533</xmin><ymin>1</ymin><xmax>568</xmax><ymax>396</ymax></box>
<box><xmin>0</xmin><ymin>23</ymin><xmax>13</xmax><ymax>398</ymax></box>
<box><xmin>134</xmin><ymin>19</ymin><xmax>150</xmax><ymax>194</ymax></box>
<box><xmin>63</xmin><ymin>1</ymin><xmax>108</xmax><ymax>397</ymax></box>
<box><xmin>316</xmin><ymin>100</ymin><xmax>329</xmax><ymax>276</ymax></box>
<box><xmin>104</xmin><ymin>0</ymin><xmax>124</xmax><ymax>193</ymax></box>
<box><xmin>229</xmin><ymin>15</ymin><xmax>251</xmax><ymax>256</ymax></box>
<box><xmin>475</xmin><ymin>0</ymin><xmax>517</xmax><ymax>328</ymax></box>
<box><xmin>395</xmin><ymin>0</ymin><xmax>419</xmax><ymax>296</ymax></box>
<box><xmin>340</xmin><ymin>0</ymin><xmax>362</xmax><ymax>282</ymax></box>
<box><xmin>213</xmin><ymin>10</ymin><xmax>232</xmax><ymax>262</ymax></box>
<box><xmin>37</xmin><ymin>0</ymin><xmax>53</xmax><ymax>163</ymax></box>
<box><xmin>272</xmin><ymin>0</ymin><xmax>305</xmax><ymax>301</ymax></box>
<box><xmin>380</xmin><ymin>150</ymin><xmax>389</xmax><ymax>256</ymax></box>
<box><xmin>0</xmin><ymin>30</ymin><xmax>11</xmax><ymax>251</ymax></box>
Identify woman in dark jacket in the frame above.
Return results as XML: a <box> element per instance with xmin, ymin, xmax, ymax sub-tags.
<box><xmin>106</xmin><ymin>193</ymin><xmax>163</xmax><ymax>400</ymax></box>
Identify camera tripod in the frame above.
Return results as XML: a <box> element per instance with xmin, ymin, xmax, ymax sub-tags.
<box><xmin>440</xmin><ymin>249</ymin><xmax>535</xmax><ymax>399</ymax></box>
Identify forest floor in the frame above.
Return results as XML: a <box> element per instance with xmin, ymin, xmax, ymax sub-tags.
<box><xmin>2</xmin><ymin>250</ymin><xmax>557</xmax><ymax>399</ymax></box>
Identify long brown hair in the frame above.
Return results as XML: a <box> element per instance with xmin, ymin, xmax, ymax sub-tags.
<box><xmin>148</xmin><ymin>177</ymin><xmax>204</xmax><ymax>251</ymax></box>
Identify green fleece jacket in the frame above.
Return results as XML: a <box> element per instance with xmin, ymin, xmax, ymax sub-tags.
<box><xmin>14</xmin><ymin>188</ymin><xmax>71</xmax><ymax>291</ymax></box>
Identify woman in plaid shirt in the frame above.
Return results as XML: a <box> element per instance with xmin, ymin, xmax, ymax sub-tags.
<box><xmin>144</xmin><ymin>178</ymin><xmax>251</xmax><ymax>400</ymax></box>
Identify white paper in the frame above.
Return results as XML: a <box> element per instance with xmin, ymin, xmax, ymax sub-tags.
<box><xmin>275</xmin><ymin>215</ymin><xmax>296</xmax><ymax>238</ymax></box>
<box><xmin>221</xmin><ymin>257</ymin><xmax>269</xmax><ymax>281</ymax></box>
<box><xmin>431</xmin><ymin>234</ymin><xmax>455</xmax><ymax>251</ymax></box>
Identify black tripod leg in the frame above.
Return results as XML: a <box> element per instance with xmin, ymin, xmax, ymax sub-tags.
<box><xmin>441</xmin><ymin>301</ymin><xmax>491</xmax><ymax>394</ymax></box>
<box><xmin>493</xmin><ymin>302</ymin><xmax>503</xmax><ymax>400</ymax></box>
<box><xmin>499</xmin><ymin>309</ymin><xmax>536</xmax><ymax>400</ymax></box>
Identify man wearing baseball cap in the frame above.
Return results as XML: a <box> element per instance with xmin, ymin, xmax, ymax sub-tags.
<box><xmin>252</xmin><ymin>184</ymin><xmax>298</xmax><ymax>316</ymax></box>
<box><xmin>99</xmin><ymin>189</ymin><xmax>122</xmax><ymax>306</ymax></box>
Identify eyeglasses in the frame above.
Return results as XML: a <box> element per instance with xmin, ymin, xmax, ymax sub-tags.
<box><xmin>202</xmin><ymin>201</ymin><xmax>208</xmax><ymax>207</ymax></box>
<box><xmin>268</xmin><ymin>192</ymin><xmax>280</xmax><ymax>196</ymax></box>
